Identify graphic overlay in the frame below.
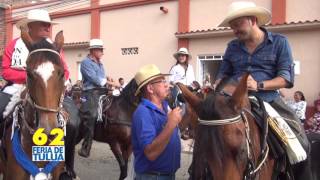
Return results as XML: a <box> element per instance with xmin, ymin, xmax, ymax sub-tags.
<box><xmin>32</xmin><ymin>128</ymin><xmax>65</xmax><ymax>161</ymax></box>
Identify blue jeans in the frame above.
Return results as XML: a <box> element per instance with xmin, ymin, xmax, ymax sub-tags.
<box><xmin>135</xmin><ymin>173</ymin><xmax>175</xmax><ymax>180</ymax></box>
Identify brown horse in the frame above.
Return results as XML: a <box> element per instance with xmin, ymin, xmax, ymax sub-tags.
<box><xmin>75</xmin><ymin>79</ymin><xmax>139</xmax><ymax>180</ymax></box>
<box><xmin>1</xmin><ymin>30</ymin><xmax>68</xmax><ymax>180</ymax></box>
<box><xmin>177</xmin><ymin>74</ymin><xmax>278</xmax><ymax>180</ymax></box>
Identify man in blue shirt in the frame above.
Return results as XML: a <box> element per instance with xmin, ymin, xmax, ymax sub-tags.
<box><xmin>78</xmin><ymin>39</ymin><xmax>118</xmax><ymax>157</ymax></box>
<box><xmin>132</xmin><ymin>64</ymin><xmax>182</xmax><ymax>180</ymax></box>
<box><xmin>215</xmin><ymin>2</ymin><xmax>311</xmax><ymax>179</ymax></box>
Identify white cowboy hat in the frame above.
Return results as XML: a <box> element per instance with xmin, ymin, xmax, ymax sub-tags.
<box><xmin>88</xmin><ymin>39</ymin><xmax>104</xmax><ymax>49</ymax></box>
<box><xmin>134</xmin><ymin>64</ymin><xmax>170</xmax><ymax>96</ymax></box>
<box><xmin>16</xmin><ymin>9</ymin><xmax>58</xmax><ymax>29</ymax></box>
<box><xmin>173</xmin><ymin>47</ymin><xmax>192</xmax><ymax>60</ymax></box>
<box><xmin>218</xmin><ymin>1</ymin><xmax>271</xmax><ymax>27</ymax></box>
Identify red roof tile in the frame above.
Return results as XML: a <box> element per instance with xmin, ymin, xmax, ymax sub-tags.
<box><xmin>175</xmin><ymin>20</ymin><xmax>320</xmax><ymax>36</ymax></box>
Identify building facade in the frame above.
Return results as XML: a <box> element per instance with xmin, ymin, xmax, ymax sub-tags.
<box><xmin>1</xmin><ymin>0</ymin><xmax>320</xmax><ymax>104</ymax></box>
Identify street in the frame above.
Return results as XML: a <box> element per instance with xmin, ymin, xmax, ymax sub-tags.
<box><xmin>74</xmin><ymin>140</ymin><xmax>193</xmax><ymax>180</ymax></box>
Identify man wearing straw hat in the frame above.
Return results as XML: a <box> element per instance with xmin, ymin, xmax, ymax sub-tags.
<box><xmin>0</xmin><ymin>9</ymin><xmax>70</xmax><ymax>121</ymax></box>
<box><xmin>132</xmin><ymin>64</ymin><xmax>182</xmax><ymax>179</ymax></box>
<box><xmin>78</xmin><ymin>38</ymin><xmax>119</xmax><ymax>157</ymax></box>
<box><xmin>214</xmin><ymin>1</ymin><xmax>311</xmax><ymax>179</ymax></box>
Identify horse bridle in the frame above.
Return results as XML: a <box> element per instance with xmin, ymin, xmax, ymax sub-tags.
<box><xmin>22</xmin><ymin>48</ymin><xmax>65</xmax><ymax>134</ymax></box>
<box><xmin>197</xmin><ymin>90</ymin><xmax>269</xmax><ymax>179</ymax></box>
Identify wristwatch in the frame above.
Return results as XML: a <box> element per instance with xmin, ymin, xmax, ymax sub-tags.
<box><xmin>257</xmin><ymin>81</ymin><xmax>264</xmax><ymax>90</ymax></box>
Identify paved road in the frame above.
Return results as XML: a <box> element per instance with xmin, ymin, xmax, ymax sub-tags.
<box><xmin>74</xmin><ymin>140</ymin><xmax>193</xmax><ymax>180</ymax></box>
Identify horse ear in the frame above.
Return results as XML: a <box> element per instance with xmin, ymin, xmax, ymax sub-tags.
<box><xmin>20</xmin><ymin>27</ymin><xmax>34</xmax><ymax>50</ymax></box>
<box><xmin>231</xmin><ymin>73</ymin><xmax>249</xmax><ymax>110</ymax></box>
<box><xmin>54</xmin><ymin>31</ymin><xmax>64</xmax><ymax>52</ymax></box>
<box><xmin>176</xmin><ymin>82</ymin><xmax>202</xmax><ymax>112</ymax></box>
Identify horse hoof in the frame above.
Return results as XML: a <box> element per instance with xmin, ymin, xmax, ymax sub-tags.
<box><xmin>59</xmin><ymin>172</ymin><xmax>73</xmax><ymax>180</ymax></box>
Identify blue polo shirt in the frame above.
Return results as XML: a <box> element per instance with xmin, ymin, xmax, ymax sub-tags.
<box><xmin>132</xmin><ymin>98</ymin><xmax>181</xmax><ymax>174</ymax></box>
<box><xmin>217</xmin><ymin>28</ymin><xmax>295</xmax><ymax>102</ymax></box>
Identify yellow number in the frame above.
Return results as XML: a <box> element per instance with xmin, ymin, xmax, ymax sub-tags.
<box><xmin>32</xmin><ymin>128</ymin><xmax>48</xmax><ymax>146</ymax></box>
<box><xmin>49</xmin><ymin>128</ymin><xmax>65</xmax><ymax>146</ymax></box>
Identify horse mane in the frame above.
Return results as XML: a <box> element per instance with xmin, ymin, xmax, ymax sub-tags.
<box><xmin>193</xmin><ymin>76</ymin><xmax>239</xmax><ymax>178</ymax></box>
<box><xmin>118</xmin><ymin>79</ymin><xmax>138</xmax><ymax>105</ymax></box>
<box><xmin>27</xmin><ymin>38</ymin><xmax>62</xmax><ymax>66</ymax></box>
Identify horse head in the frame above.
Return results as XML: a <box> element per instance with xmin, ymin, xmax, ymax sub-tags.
<box><xmin>178</xmin><ymin>74</ymin><xmax>266</xmax><ymax>180</ymax></box>
<box><xmin>21</xmin><ymin>29</ymin><xmax>65</xmax><ymax>134</ymax></box>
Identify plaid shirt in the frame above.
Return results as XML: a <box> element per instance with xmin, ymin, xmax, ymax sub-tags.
<box><xmin>306</xmin><ymin>112</ymin><xmax>320</xmax><ymax>134</ymax></box>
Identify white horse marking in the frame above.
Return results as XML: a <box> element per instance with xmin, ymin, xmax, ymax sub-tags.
<box><xmin>35</xmin><ymin>62</ymin><xmax>55</xmax><ymax>87</ymax></box>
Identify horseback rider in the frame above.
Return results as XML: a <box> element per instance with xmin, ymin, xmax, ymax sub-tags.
<box><xmin>214</xmin><ymin>1</ymin><xmax>311</xmax><ymax>179</ymax></box>
<box><xmin>0</xmin><ymin>9</ymin><xmax>70</xmax><ymax>122</ymax></box>
<box><xmin>78</xmin><ymin>39</ymin><xmax>119</xmax><ymax>157</ymax></box>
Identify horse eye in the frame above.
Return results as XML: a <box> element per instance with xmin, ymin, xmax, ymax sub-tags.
<box><xmin>58</xmin><ymin>70</ymin><xmax>64</xmax><ymax>79</ymax></box>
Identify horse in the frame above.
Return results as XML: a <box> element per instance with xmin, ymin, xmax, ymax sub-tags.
<box><xmin>75</xmin><ymin>79</ymin><xmax>139</xmax><ymax>180</ymax></box>
<box><xmin>0</xmin><ymin>30</ymin><xmax>77</xmax><ymax>180</ymax></box>
<box><xmin>176</xmin><ymin>74</ymin><xmax>313</xmax><ymax>180</ymax></box>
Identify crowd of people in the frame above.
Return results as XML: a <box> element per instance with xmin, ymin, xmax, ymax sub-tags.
<box><xmin>0</xmin><ymin>1</ymin><xmax>320</xmax><ymax>180</ymax></box>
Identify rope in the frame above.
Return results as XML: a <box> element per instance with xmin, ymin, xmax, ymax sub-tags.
<box><xmin>97</xmin><ymin>95</ymin><xmax>107</xmax><ymax>122</ymax></box>
<box><xmin>198</xmin><ymin>115</ymin><xmax>241</xmax><ymax>126</ymax></box>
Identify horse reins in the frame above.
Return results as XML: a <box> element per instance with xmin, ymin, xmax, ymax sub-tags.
<box><xmin>197</xmin><ymin>90</ymin><xmax>269</xmax><ymax>179</ymax></box>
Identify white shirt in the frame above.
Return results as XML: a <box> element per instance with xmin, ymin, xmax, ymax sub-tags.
<box><xmin>169</xmin><ymin>64</ymin><xmax>195</xmax><ymax>86</ymax></box>
<box><xmin>288</xmin><ymin>100</ymin><xmax>307</xmax><ymax>120</ymax></box>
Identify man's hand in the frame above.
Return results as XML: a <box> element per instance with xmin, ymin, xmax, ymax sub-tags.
<box><xmin>247</xmin><ymin>75</ymin><xmax>258</xmax><ymax>91</ymax></box>
<box><xmin>167</xmin><ymin>107</ymin><xmax>182</xmax><ymax>128</ymax></box>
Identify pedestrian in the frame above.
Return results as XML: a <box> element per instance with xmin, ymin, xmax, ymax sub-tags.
<box><xmin>306</xmin><ymin>100</ymin><xmax>320</xmax><ymax>141</ymax></box>
<box><xmin>132</xmin><ymin>64</ymin><xmax>182</xmax><ymax>180</ymax></box>
<box><xmin>287</xmin><ymin>91</ymin><xmax>307</xmax><ymax>124</ymax></box>
<box><xmin>169</xmin><ymin>47</ymin><xmax>195</xmax><ymax>86</ymax></box>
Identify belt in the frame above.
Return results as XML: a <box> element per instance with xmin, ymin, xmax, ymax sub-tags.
<box><xmin>145</xmin><ymin>171</ymin><xmax>173</xmax><ymax>176</ymax></box>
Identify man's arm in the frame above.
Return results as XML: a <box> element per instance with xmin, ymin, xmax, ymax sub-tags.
<box><xmin>247</xmin><ymin>75</ymin><xmax>288</xmax><ymax>91</ymax></box>
<box><xmin>143</xmin><ymin>107</ymin><xmax>182</xmax><ymax>161</ymax></box>
<box><xmin>1</xmin><ymin>38</ymin><xmax>27</xmax><ymax>84</ymax></box>
<box><xmin>59</xmin><ymin>49</ymin><xmax>70</xmax><ymax>81</ymax></box>
<box><xmin>247</xmin><ymin>37</ymin><xmax>295</xmax><ymax>91</ymax></box>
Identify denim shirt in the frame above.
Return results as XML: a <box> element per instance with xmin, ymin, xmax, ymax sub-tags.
<box><xmin>217</xmin><ymin>28</ymin><xmax>295</xmax><ymax>102</ymax></box>
<box><xmin>80</xmin><ymin>56</ymin><xmax>106</xmax><ymax>91</ymax></box>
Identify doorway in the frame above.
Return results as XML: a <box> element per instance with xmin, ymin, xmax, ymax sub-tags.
<box><xmin>197</xmin><ymin>54</ymin><xmax>223</xmax><ymax>86</ymax></box>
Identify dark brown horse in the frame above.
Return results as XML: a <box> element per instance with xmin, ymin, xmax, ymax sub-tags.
<box><xmin>1</xmin><ymin>30</ymin><xmax>67</xmax><ymax>179</ymax></box>
<box><xmin>177</xmin><ymin>74</ymin><xmax>277</xmax><ymax>180</ymax></box>
<box><xmin>75</xmin><ymin>79</ymin><xmax>139</xmax><ymax>180</ymax></box>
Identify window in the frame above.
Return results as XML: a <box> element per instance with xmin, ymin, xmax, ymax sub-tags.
<box><xmin>121</xmin><ymin>47</ymin><xmax>139</xmax><ymax>55</ymax></box>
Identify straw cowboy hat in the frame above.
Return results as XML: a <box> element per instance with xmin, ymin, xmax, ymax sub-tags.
<box><xmin>16</xmin><ymin>9</ymin><xmax>58</xmax><ymax>29</ymax></box>
<box><xmin>218</xmin><ymin>1</ymin><xmax>271</xmax><ymax>27</ymax></box>
<box><xmin>134</xmin><ymin>64</ymin><xmax>170</xmax><ymax>96</ymax></box>
<box><xmin>88</xmin><ymin>39</ymin><xmax>104</xmax><ymax>49</ymax></box>
<box><xmin>173</xmin><ymin>47</ymin><xmax>192</xmax><ymax>60</ymax></box>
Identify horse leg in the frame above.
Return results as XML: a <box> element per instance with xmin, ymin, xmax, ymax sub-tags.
<box><xmin>110</xmin><ymin>142</ymin><xmax>127</xmax><ymax>180</ymax></box>
<box><xmin>63</xmin><ymin>97</ymin><xmax>81</xmax><ymax>178</ymax></box>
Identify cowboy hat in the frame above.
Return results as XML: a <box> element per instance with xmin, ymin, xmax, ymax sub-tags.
<box><xmin>218</xmin><ymin>1</ymin><xmax>271</xmax><ymax>27</ymax></box>
<box><xmin>173</xmin><ymin>47</ymin><xmax>192</xmax><ymax>60</ymax></box>
<box><xmin>16</xmin><ymin>9</ymin><xmax>58</xmax><ymax>29</ymax></box>
<box><xmin>134</xmin><ymin>64</ymin><xmax>170</xmax><ymax>96</ymax></box>
<box><xmin>88</xmin><ymin>39</ymin><xmax>104</xmax><ymax>49</ymax></box>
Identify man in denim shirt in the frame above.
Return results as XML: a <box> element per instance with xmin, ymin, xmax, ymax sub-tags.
<box><xmin>215</xmin><ymin>2</ymin><xmax>311</xmax><ymax>179</ymax></box>
<box><xmin>78</xmin><ymin>39</ymin><xmax>118</xmax><ymax>157</ymax></box>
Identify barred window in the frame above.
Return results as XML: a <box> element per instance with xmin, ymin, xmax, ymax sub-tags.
<box><xmin>121</xmin><ymin>47</ymin><xmax>139</xmax><ymax>55</ymax></box>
